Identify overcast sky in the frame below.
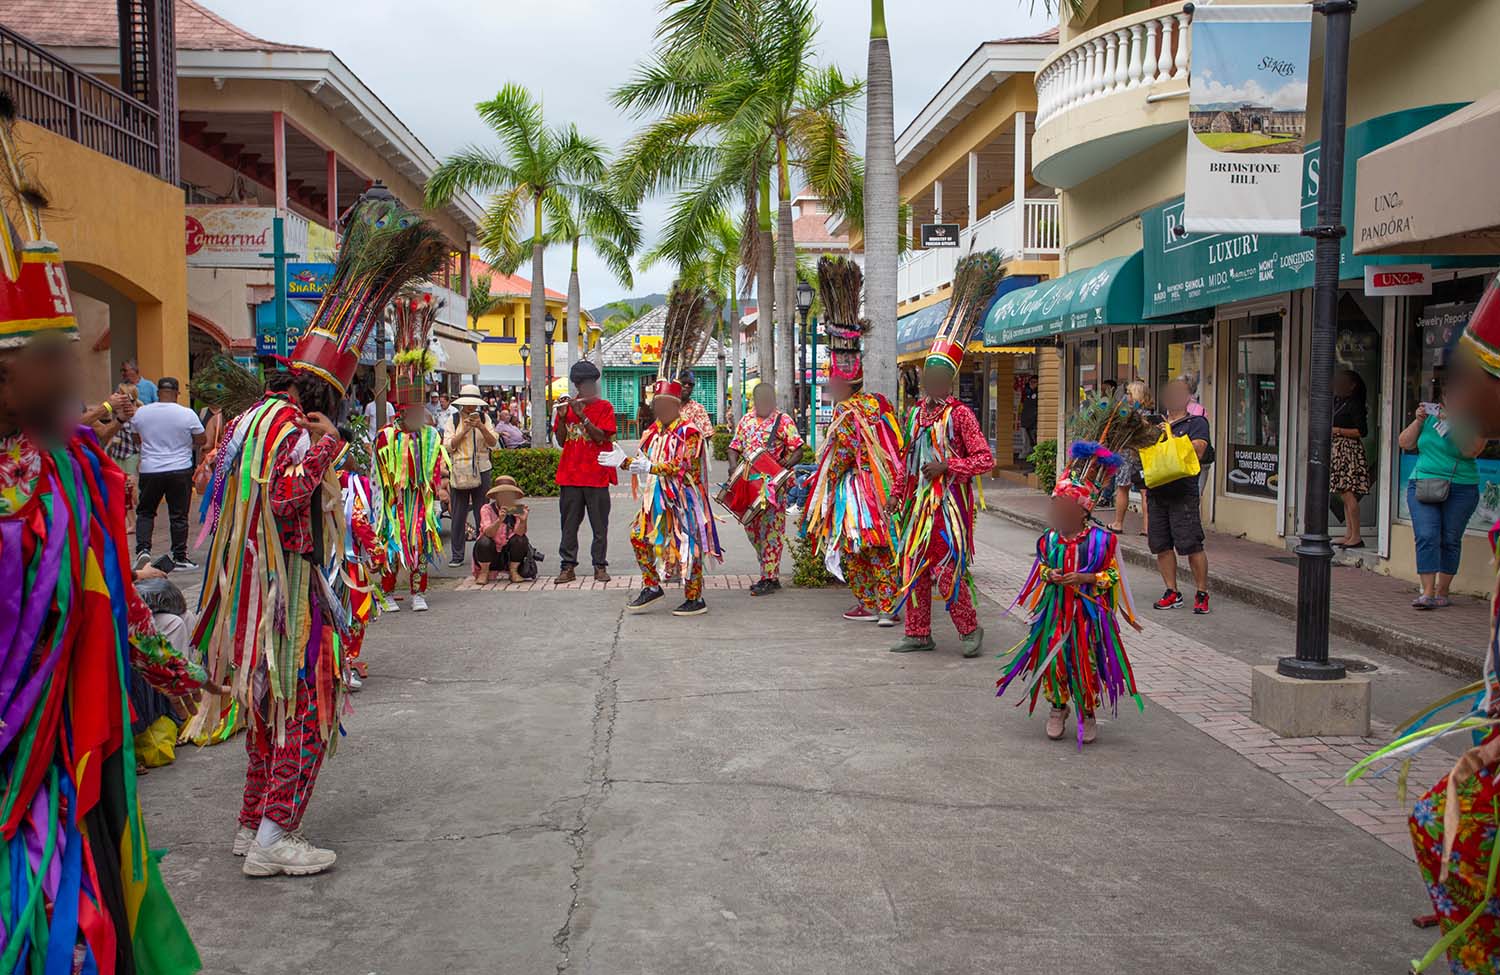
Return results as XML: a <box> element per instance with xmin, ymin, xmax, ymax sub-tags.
<box><xmin>203</xmin><ymin>0</ymin><xmax>1054</xmax><ymax>308</ymax></box>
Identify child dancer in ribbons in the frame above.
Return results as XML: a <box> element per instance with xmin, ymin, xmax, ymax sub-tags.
<box><xmin>996</xmin><ymin>442</ymin><xmax>1147</xmax><ymax>746</ymax></box>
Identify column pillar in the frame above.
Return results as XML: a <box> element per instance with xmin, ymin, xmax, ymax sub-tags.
<box><xmin>325</xmin><ymin>150</ymin><xmax>338</xmax><ymax>227</ymax></box>
<box><xmin>933</xmin><ymin>179</ymin><xmax>943</xmax><ymax>223</ymax></box>
<box><xmin>1013</xmin><ymin>112</ymin><xmax>1028</xmax><ymax>251</ymax></box>
<box><xmin>967</xmin><ymin>151</ymin><xmax>979</xmax><ymax>226</ymax></box>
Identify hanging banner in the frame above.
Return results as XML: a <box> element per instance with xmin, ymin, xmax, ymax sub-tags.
<box><xmin>1184</xmin><ymin>5</ymin><xmax>1312</xmax><ymax>235</ymax></box>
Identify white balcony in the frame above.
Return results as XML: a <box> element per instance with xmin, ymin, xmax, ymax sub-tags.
<box><xmin>896</xmin><ymin>198</ymin><xmax>1059</xmax><ymax>306</ymax></box>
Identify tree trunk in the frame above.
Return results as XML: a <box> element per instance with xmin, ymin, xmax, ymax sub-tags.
<box><xmin>776</xmin><ymin>138</ymin><xmax>797</xmax><ymax>414</ymax></box>
<box><xmin>715</xmin><ymin>312</ymin><xmax>727</xmax><ymax>429</ymax></box>
<box><xmin>729</xmin><ymin>289</ymin><xmax>742</xmax><ymax>425</ymax></box>
<box><xmin>529</xmin><ymin>195</ymin><xmax>548</xmax><ymax>446</ymax></box>
<box><xmin>756</xmin><ymin>168</ymin><xmax>776</xmax><ymax>395</ymax></box>
<box><xmin>565</xmin><ymin>237</ymin><xmax>581</xmax><ymax>388</ymax></box>
<box><xmin>862</xmin><ymin>5</ymin><xmax>899</xmax><ymax>402</ymax></box>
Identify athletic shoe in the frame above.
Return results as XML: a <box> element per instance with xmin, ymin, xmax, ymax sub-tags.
<box><xmin>627</xmin><ymin>586</ymin><xmax>665</xmax><ymax>613</ymax></box>
<box><xmin>134</xmin><ymin>550</ymin><xmax>153</xmax><ymax>571</ymax></box>
<box><xmin>172</xmin><ymin>557</ymin><xmax>199</xmax><ymax>571</ymax></box>
<box><xmin>876</xmin><ymin>612</ymin><xmax>900</xmax><ymax>628</ymax></box>
<box><xmin>959</xmin><ymin>625</ymin><xmax>985</xmax><ymax>659</ymax></box>
<box><xmin>750</xmin><ymin>578</ymin><xmax>775</xmax><ymax>597</ymax></box>
<box><xmin>411</xmin><ymin>594</ymin><xmax>429</xmax><ymax>613</ymax></box>
<box><xmin>672</xmin><ymin>598</ymin><xmax>708</xmax><ymax>617</ymax></box>
<box><xmin>1081</xmin><ymin>714</ymin><xmax>1099</xmax><ymax>744</ymax></box>
<box><xmin>232</xmin><ymin>826</ymin><xmax>256</xmax><ymax>857</ymax></box>
<box><xmin>448</xmin><ymin>557</ymin><xmax>466</xmax><ymax>568</ymax></box>
<box><xmin>594</xmin><ymin>567</ymin><xmax>611</xmax><ymax>583</ymax></box>
<box><xmin>889</xmin><ymin>635</ymin><xmax>936</xmax><ymax>653</ymax></box>
<box><xmin>843</xmin><ymin>605</ymin><xmax>876</xmax><ymax>621</ymax></box>
<box><xmin>1193</xmin><ymin>591</ymin><xmax>1211</xmax><ymax>615</ymax></box>
<box><xmin>378</xmin><ymin>594</ymin><xmax>399</xmax><ymax>614</ymax></box>
<box><xmin>764</xmin><ymin>579</ymin><xmax>782</xmax><ymax>592</ymax></box>
<box><xmin>1046</xmin><ymin>706</ymin><xmax>1068</xmax><ymax>741</ymax></box>
<box><xmin>242</xmin><ymin>833</ymin><xmax>336</xmax><ymax>878</ymax></box>
<box><xmin>346</xmin><ymin>671</ymin><xmax>364</xmax><ymax>692</ymax></box>
<box><xmin>1153</xmin><ymin>589</ymin><xmax>1183</xmax><ymax>610</ymax></box>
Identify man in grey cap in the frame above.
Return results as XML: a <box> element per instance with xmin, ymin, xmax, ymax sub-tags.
<box><xmin>552</xmin><ymin>359</ymin><xmax>617</xmax><ymax>583</ymax></box>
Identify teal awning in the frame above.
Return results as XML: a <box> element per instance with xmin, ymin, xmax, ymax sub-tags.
<box><xmin>983</xmin><ymin>252</ymin><xmax>1149</xmax><ymax>346</ymax></box>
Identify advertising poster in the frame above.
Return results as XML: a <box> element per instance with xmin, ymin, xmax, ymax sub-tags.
<box><xmin>1226</xmin><ymin>443</ymin><xmax>1279</xmax><ymax>499</ymax></box>
<box><xmin>1183</xmin><ymin>5</ymin><xmax>1313</xmax><ymax>235</ymax></box>
<box><xmin>286</xmin><ymin>262</ymin><xmax>335</xmax><ymax>300</ymax></box>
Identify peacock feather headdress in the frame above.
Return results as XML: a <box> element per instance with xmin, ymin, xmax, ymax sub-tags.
<box><xmin>1055</xmin><ymin>391</ymin><xmax>1164</xmax><ymax>513</ymax></box>
<box><xmin>817</xmin><ymin>256</ymin><xmax>866</xmax><ymax>383</ymax></box>
<box><xmin>926</xmin><ymin>249</ymin><xmax>1005</xmax><ymax>374</ymax></box>
<box><xmin>652</xmin><ymin>282</ymin><xmax>714</xmax><ymax>401</ymax></box>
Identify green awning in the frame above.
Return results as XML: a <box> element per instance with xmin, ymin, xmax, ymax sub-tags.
<box><xmin>983</xmin><ymin>252</ymin><xmax>1148</xmax><ymax>346</ymax></box>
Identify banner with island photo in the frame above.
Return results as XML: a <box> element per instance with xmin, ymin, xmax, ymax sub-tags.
<box><xmin>1183</xmin><ymin>4</ymin><xmax>1313</xmax><ymax>235</ymax></box>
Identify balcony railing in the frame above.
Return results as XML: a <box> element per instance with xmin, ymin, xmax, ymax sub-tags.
<box><xmin>897</xmin><ymin>199</ymin><xmax>1060</xmax><ymax>306</ymax></box>
<box><xmin>0</xmin><ymin>25</ymin><xmax>161</xmax><ymax>179</ymax></box>
<box><xmin>1035</xmin><ymin>7</ymin><xmax>1190</xmax><ymax>129</ymax></box>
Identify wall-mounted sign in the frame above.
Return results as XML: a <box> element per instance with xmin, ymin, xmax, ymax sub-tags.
<box><xmin>1226</xmin><ymin>443</ymin><xmax>1279</xmax><ymax>499</ymax></box>
<box><xmin>286</xmin><ymin>262</ymin><xmax>335</xmax><ymax>300</ymax></box>
<box><xmin>1363</xmin><ymin>263</ymin><xmax>1433</xmax><ymax>296</ymax></box>
<box><xmin>631</xmin><ymin>334</ymin><xmax>662</xmax><ymax>364</ymax></box>
<box><xmin>920</xmin><ymin>223</ymin><xmax>961</xmax><ymax>248</ymax></box>
<box><xmin>1183</xmin><ymin>4</ymin><xmax>1313</xmax><ymax>235</ymax></box>
<box><xmin>186</xmin><ymin>207</ymin><xmax>337</xmax><ymax>269</ymax></box>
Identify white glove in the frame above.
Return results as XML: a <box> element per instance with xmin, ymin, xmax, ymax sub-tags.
<box><xmin>596</xmin><ymin>446</ymin><xmax>626</xmax><ymax>468</ymax></box>
<box><xmin>628</xmin><ymin>457</ymin><xmax>652</xmax><ymax>476</ymax></box>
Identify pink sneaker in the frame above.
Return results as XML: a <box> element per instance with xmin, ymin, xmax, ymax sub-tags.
<box><xmin>843</xmin><ymin>605</ymin><xmax>877</xmax><ymax>622</ymax></box>
<box><xmin>1045</xmin><ymin>705</ymin><xmax>1068</xmax><ymax>740</ymax></box>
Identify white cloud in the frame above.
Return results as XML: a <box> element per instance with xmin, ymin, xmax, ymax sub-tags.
<box><xmin>1194</xmin><ymin>68</ymin><xmax>1307</xmax><ymax>111</ymax></box>
<box><xmin>201</xmin><ymin>0</ymin><xmax>1053</xmax><ymax>306</ymax></box>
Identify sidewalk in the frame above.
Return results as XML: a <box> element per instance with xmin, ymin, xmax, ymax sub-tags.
<box><xmin>983</xmin><ymin>481</ymin><xmax>1492</xmax><ymax>677</ymax></box>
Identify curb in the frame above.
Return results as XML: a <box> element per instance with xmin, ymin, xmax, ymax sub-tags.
<box><xmin>983</xmin><ymin>506</ymin><xmax>1483</xmax><ymax>679</ymax></box>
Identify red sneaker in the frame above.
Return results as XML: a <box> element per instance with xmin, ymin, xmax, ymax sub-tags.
<box><xmin>1153</xmin><ymin>589</ymin><xmax>1183</xmax><ymax>610</ymax></box>
<box><xmin>843</xmin><ymin>605</ymin><xmax>877</xmax><ymax>622</ymax></box>
<box><xmin>1193</xmin><ymin>591</ymin><xmax>1211</xmax><ymax>615</ymax></box>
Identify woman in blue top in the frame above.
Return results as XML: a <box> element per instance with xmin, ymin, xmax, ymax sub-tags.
<box><xmin>1398</xmin><ymin>397</ymin><xmax>1487</xmax><ymax>608</ymax></box>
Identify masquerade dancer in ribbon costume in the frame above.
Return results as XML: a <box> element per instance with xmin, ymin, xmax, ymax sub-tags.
<box><xmin>336</xmin><ymin>459</ymin><xmax>382</xmax><ymax>691</ymax></box>
<box><xmin>1351</xmin><ymin>278</ymin><xmax>1500</xmax><ymax>973</ymax></box>
<box><xmin>373</xmin><ymin>294</ymin><xmax>449</xmax><ymax>615</ymax></box>
<box><xmin>0</xmin><ymin>95</ymin><xmax>203</xmax><ymax>971</ymax></box>
<box><xmin>995</xmin><ymin>395</ymin><xmax>1158</xmax><ymax>746</ymax></box>
<box><xmin>602</xmin><ymin>284</ymin><xmax>722</xmax><ymax>617</ymax></box>
<box><xmin>892</xmin><ymin>252</ymin><xmax>1003</xmax><ymax>658</ymax></box>
<box><xmin>800</xmin><ymin>257</ymin><xmax>905</xmax><ymax>624</ymax></box>
<box><xmin>728</xmin><ymin>383</ymin><xmax>803</xmax><ymax>596</ymax></box>
<box><xmin>191</xmin><ymin>197</ymin><xmax>447</xmax><ymax>878</ymax></box>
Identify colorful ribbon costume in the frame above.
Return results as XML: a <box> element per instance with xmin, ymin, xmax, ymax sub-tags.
<box><xmin>630</xmin><ymin>418</ymin><xmax>721</xmax><ymax>601</ymax></box>
<box><xmin>372</xmin><ymin>423</ymin><xmax>445</xmax><ymax>596</ymax></box>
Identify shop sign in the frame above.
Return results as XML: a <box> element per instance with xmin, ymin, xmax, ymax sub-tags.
<box><xmin>187</xmin><ymin>206</ymin><xmax>319</xmax><ymax>269</ymax></box>
<box><xmin>1363</xmin><ymin>264</ymin><xmax>1432</xmax><ymax>296</ymax></box>
<box><xmin>286</xmin><ymin>262</ymin><xmax>335</xmax><ymax>300</ymax></box>
<box><xmin>1226</xmin><ymin>443</ymin><xmax>1279</xmax><ymax>499</ymax></box>
<box><xmin>1416</xmin><ymin>301</ymin><xmax>1476</xmax><ymax>369</ymax></box>
<box><xmin>920</xmin><ymin>223</ymin><xmax>961</xmax><ymax>248</ymax></box>
<box><xmin>1145</xmin><ymin>104</ymin><xmax>1488</xmax><ymax>318</ymax></box>
<box><xmin>631</xmin><ymin>334</ymin><xmax>662</xmax><ymax>364</ymax></box>
<box><xmin>1184</xmin><ymin>5</ymin><xmax>1313</xmax><ymax>235</ymax></box>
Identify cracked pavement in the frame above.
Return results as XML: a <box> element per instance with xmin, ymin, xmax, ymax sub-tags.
<box><xmin>145</xmin><ymin>492</ymin><xmax>1442</xmax><ymax>974</ymax></box>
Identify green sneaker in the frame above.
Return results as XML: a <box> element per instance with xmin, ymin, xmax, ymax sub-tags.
<box><xmin>959</xmin><ymin>626</ymin><xmax>985</xmax><ymax>659</ymax></box>
<box><xmin>889</xmin><ymin>635</ymin><xmax>936</xmax><ymax>653</ymax></box>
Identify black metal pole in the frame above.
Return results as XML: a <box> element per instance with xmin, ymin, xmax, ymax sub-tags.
<box><xmin>1280</xmin><ymin>0</ymin><xmax>1355</xmax><ymax>681</ymax></box>
<box><xmin>799</xmin><ymin>310</ymin><xmax>811</xmax><ymax>435</ymax></box>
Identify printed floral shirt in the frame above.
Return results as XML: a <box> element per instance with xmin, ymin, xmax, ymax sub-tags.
<box><xmin>0</xmin><ymin>432</ymin><xmax>41</xmax><ymax>517</ymax></box>
<box><xmin>680</xmin><ymin>399</ymin><xmax>712</xmax><ymax>436</ymax></box>
<box><xmin>728</xmin><ymin>410</ymin><xmax>803</xmax><ymax>462</ymax></box>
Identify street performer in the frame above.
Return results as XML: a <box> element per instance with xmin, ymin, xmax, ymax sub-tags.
<box><xmin>601</xmin><ymin>284</ymin><xmax>721</xmax><ymax>617</ymax></box>
<box><xmin>191</xmin><ymin>197</ymin><xmax>448</xmax><ymax>878</ymax></box>
<box><xmin>800</xmin><ymin>256</ymin><xmax>905</xmax><ymax>624</ymax></box>
<box><xmin>0</xmin><ymin>101</ymin><xmax>203</xmax><ymax>967</ymax></box>
<box><xmin>373</xmin><ymin>293</ymin><xmax>449</xmax><ymax>615</ymax></box>
<box><xmin>728</xmin><ymin>382</ymin><xmax>803</xmax><ymax>595</ymax></box>
<box><xmin>892</xmin><ymin>252</ymin><xmax>1004</xmax><ymax>658</ymax></box>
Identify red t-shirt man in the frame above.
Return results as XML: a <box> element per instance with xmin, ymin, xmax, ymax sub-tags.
<box><xmin>552</xmin><ymin>388</ymin><xmax>618</xmax><ymax>583</ymax></box>
<box><xmin>553</xmin><ymin>397</ymin><xmax>618</xmax><ymax>488</ymax></box>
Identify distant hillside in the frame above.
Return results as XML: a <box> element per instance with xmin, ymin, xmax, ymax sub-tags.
<box><xmin>589</xmin><ymin>293</ymin><xmax>668</xmax><ymax>322</ymax></box>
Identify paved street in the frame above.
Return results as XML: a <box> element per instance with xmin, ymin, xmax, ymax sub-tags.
<box><xmin>140</xmin><ymin>481</ymin><xmax>1453</xmax><ymax>975</ymax></box>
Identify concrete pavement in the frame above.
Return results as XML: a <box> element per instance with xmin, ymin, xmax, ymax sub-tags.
<box><xmin>143</xmin><ymin>487</ymin><xmax>1445</xmax><ymax>974</ymax></box>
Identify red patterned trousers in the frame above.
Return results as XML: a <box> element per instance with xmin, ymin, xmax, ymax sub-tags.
<box><xmin>381</xmin><ymin>567</ymin><xmax>428</xmax><ymax>595</ymax></box>
<box><xmin>844</xmin><ymin>543</ymin><xmax>897</xmax><ymax>615</ymax></box>
<box><xmin>904</xmin><ymin>564</ymin><xmax>979</xmax><ymax>638</ymax></box>
<box><xmin>632</xmin><ymin>533</ymin><xmax>704</xmax><ymax>601</ymax></box>
<box><xmin>238</xmin><ymin>678</ymin><xmax>328</xmax><ymax>831</ymax></box>
<box><xmin>745</xmin><ymin>507</ymin><xmax>787</xmax><ymax>580</ymax></box>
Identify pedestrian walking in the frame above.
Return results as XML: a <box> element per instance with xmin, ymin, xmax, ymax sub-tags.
<box><xmin>1331</xmin><ymin>369</ymin><xmax>1372</xmax><ymax>549</ymax></box>
<box><xmin>132</xmin><ymin>376</ymin><xmax>205</xmax><ymax>569</ymax></box>
<box><xmin>1147</xmin><ymin>378</ymin><xmax>1211</xmax><ymax>614</ymax></box>
<box><xmin>443</xmin><ymin>383</ymin><xmax>498</xmax><ymax>566</ymax></box>
<box><xmin>1399</xmin><ymin>394</ymin><xmax>1485</xmax><ymax>608</ymax></box>
<box><xmin>727</xmin><ymin>383</ymin><xmax>802</xmax><ymax>594</ymax></box>
<box><xmin>553</xmin><ymin>360</ymin><xmax>616</xmax><ymax>584</ymax></box>
<box><xmin>473</xmin><ymin>476</ymin><xmax>533</xmax><ymax>584</ymax></box>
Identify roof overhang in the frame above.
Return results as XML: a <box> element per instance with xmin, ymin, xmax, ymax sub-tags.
<box><xmin>51</xmin><ymin>45</ymin><xmax>483</xmax><ymax>237</ymax></box>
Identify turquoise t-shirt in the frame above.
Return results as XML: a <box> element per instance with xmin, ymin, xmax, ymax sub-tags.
<box><xmin>1410</xmin><ymin>415</ymin><xmax>1479</xmax><ymax>485</ymax></box>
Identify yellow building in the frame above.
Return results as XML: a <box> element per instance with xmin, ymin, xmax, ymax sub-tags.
<box><xmin>469</xmin><ymin>258</ymin><xmax>595</xmax><ymax>392</ymax></box>
<box><xmin>1017</xmin><ymin>0</ymin><xmax>1500</xmax><ymax>594</ymax></box>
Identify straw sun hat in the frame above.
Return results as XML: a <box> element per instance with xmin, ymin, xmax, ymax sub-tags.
<box><xmin>488</xmin><ymin>475</ymin><xmax>525</xmax><ymax>505</ymax></box>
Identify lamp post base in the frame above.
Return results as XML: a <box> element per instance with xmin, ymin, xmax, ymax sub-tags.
<box><xmin>1276</xmin><ymin>655</ymin><xmax>1348</xmax><ymax>681</ymax></box>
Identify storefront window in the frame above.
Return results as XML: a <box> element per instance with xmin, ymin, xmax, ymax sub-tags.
<box><xmin>1152</xmin><ymin>326</ymin><xmax>1203</xmax><ymax>404</ymax></box>
<box><xmin>1108</xmin><ymin>327</ymin><xmax>1147</xmax><ymax>385</ymax></box>
<box><xmin>1225</xmin><ymin>314</ymin><xmax>1281</xmax><ymax>500</ymax></box>
<box><xmin>1074</xmin><ymin>335</ymin><xmax>1102</xmax><ymax>397</ymax></box>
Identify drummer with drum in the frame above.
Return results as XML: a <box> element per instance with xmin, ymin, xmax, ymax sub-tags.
<box><xmin>726</xmin><ymin>384</ymin><xmax>805</xmax><ymax>596</ymax></box>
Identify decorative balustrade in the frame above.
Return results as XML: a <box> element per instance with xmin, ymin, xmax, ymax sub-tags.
<box><xmin>1035</xmin><ymin>8</ymin><xmax>1190</xmax><ymax>128</ymax></box>
<box><xmin>896</xmin><ymin>199</ymin><xmax>1060</xmax><ymax>305</ymax></box>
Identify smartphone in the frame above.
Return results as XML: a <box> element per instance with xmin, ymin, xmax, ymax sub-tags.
<box><xmin>152</xmin><ymin>553</ymin><xmax>177</xmax><ymax>575</ymax></box>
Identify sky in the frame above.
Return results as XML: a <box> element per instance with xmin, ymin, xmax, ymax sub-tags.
<box><xmin>1192</xmin><ymin>21</ymin><xmax>1312</xmax><ymax>110</ymax></box>
<box><xmin>201</xmin><ymin>0</ymin><xmax>1056</xmax><ymax>308</ymax></box>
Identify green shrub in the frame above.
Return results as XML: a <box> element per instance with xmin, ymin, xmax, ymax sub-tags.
<box><xmin>795</xmin><ymin>443</ymin><xmax>816</xmax><ymax>465</ymax></box>
<box><xmin>1028</xmin><ymin>438</ymin><xmax>1057</xmax><ymax>492</ymax></box>
<box><xmin>490</xmin><ymin>448</ymin><xmax>562</xmax><ymax>497</ymax></box>
<box><xmin>710</xmin><ymin>425</ymin><xmax>733</xmax><ymax>462</ymax></box>
<box><xmin>790</xmin><ymin>531</ymin><xmax>835</xmax><ymax>588</ymax></box>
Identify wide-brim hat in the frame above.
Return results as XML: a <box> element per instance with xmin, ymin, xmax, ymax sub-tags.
<box><xmin>452</xmin><ymin>382</ymin><xmax>486</xmax><ymax>407</ymax></box>
<box><xmin>488</xmin><ymin>475</ymin><xmax>524</xmax><ymax>503</ymax></box>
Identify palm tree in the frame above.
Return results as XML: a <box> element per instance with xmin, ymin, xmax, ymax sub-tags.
<box><xmin>601</xmin><ymin>299</ymin><xmax>656</xmax><ymax>333</ymax></box>
<box><xmin>425</xmin><ymin>83</ymin><xmax>612</xmax><ymax>445</ymax></box>
<box><xmin>467</xmin><ymin>273</ymin><xmax>501</xmax><ymax>330</ymax></box>
<box><xmin>552</xmin><ymin>192</ymin><xmax>641</xmax><ymax>383</ymax></box>
<box><xmin>861</xmin><ymin>0</ymin><xmax>898</xmax><ymax>401</ymax></box>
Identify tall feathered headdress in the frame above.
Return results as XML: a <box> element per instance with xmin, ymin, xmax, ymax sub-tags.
<box><xmin>817</xmin><ymin>256</ymin><xmax>866</xmax><ymax>383</ymax></box>
<box><xmin>652</xmin><ymin>282</ymin><xmax>713</xmax><ymax>401</ymax></box>
<box><xmin>190</xmin><ymin>354</ymin><xmax>265</xmax><ymax>418</ymax></box>
<box><xmin>1055</xmin><ymin>392</ymin><xmax>1164</xmax><ymax>513</ymax></box>
<box><xmin>0</xmin><ymin>92</ymin><xmax>78</xmax><ymax>350</ymax></box>
<box><xmin>391</xmin><ymin>290</ymin><xmax>442</xmax><ymax>407</ymax></box>
<box><xmin>927</xmin><ymin>250</ymin><xmax>1005</xmax><ymax>374</ymax></box>
<box><xmin>291</xmin><ymin>198</ymin><xmax>448</xmax><ymax>395</ymax></box>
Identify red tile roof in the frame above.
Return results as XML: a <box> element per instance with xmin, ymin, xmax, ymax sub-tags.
<box><xmin>0</xmin><ymin>0</ymin><xmax>318</xmax><ymax>52</ymax></box>
<box><xmin>991</xmin><ymin>27</ymin><xmax>1059</xmax><ymax>45</ymax></box>
<box><xmin>470</xmin><ymin>258</ymin><xmax>569</xmax><ymax>303</ymax></box>
<box><xmin>791</xmin><ymin>212</ymin><xmax>847</xmax><ymax>247</ymax></box>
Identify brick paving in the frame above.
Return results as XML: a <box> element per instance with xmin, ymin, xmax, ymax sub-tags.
<box><xmin>452</xmin><ymin>573</ymin><xmax>764</xmax><ymax>593</ymax></box>
<box><xmin>985</xmin><ymin>482</ymin><xmax>1493</xmax><ymax>675</ymax></box>
<box><xmin>970</xmin><ymin>537</ymin><xmax>1448</xmax><ymax>860</ymax></box>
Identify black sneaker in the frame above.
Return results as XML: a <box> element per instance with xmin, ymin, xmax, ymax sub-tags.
<box><xmin>627</xmin><ymin>586</ymin><xmax>665</xmax><ymax>613</ymax></box>
<box><xmin>448</xmin><ymin>556</ymin><xmax>466</xmax><ymax>568</ymax></box>
<box><xmin>134</xmin><ymin>551</ymin><xmax>153</xmax><ymax>571</ymax></box>
<box><xmin>765</xmin><ymin>578</ymin><xmax>782</xmax><ymax>592</ymax></box>
<box><xmin>750</xmin><ymin>578</ymin><xmax>780</xmax><ymax>596</ymax></box>
<box><xmin>1153</xmin><ymin>588</ymin><xmax>1183</xmax><ymax>610</ymax></box>
<box><xmin>172</xmin><ymin>557</ymin><xmax>200</xmax><ymax>571</ymax></box>
<box><xmin>1193</xmin><ymin>590</ymin><xmax>1211</xmax><ymax>615</ymax></box>
<box><xmin>672</xmin><ymin>598</ymin><xmax>708</xmax><ymax>617</ymax></box>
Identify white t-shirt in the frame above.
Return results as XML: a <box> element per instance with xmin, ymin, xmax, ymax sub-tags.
<box><xmin>132</xmin><ymin>402</ymin><xmax>204</xmax><ymax>474</ymax></box>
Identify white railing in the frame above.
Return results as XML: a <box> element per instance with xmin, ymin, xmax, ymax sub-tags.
<box><xmin>896</xmin><ymin>199</ymin><xmax>1061</xmax><ymax>305</ymax></box>
<box><xmin>1035</xmin><ymin>6</ymin><xmax>1190</xmax><ymax>128</ymax></box>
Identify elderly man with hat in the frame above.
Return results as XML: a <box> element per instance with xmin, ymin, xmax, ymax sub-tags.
<box><xmin>473</xmin><ymin>475</ymin><xmax>532</xmax><ymax>584</ymax></box>
<box><xmin>552</xmin><ymin>358</ymin><xmax>617</xmax><ymax>583</ymax></box>
<box><xmin>443</xmin><ymin>382</ymin><xmax>498</xmax><ymax>566</ymax></box>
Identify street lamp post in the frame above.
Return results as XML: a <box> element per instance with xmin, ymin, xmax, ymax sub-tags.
<box><xmin>796</xmin><ymin>280</ymin><xmax>814</xmax><ymax>437</ymax></box>
<box><xmin>519</xmin><ymin>344</ymin><xmax>531</xmax><ymax>431</ymax></box>
<box><xmin>544</xmin><ymin>312</ymin><xmax>559</xmax><ymax>419</ymax></box>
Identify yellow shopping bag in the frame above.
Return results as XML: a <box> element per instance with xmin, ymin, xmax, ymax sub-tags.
<box><xmin>1139</xmin><ymin>423</ymin><xmax>1201</xmax><ymax>489</ymax></box>
<box><xmin>135</xmin><ymin>715</ymin><xmax>178</xmax><ymax>768</ymax></box>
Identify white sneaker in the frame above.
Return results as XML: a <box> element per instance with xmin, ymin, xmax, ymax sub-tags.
<box><xmin>346</xmin><ymin>671</ymin><xmax>364</xmax><ymax>691</ymax></box>
<box><xmin>411</xmin><ymin>594</ymin><xmax>429</xmax><ymax>612</ymax></box>
<box><xmin>378</xmin><ymin>594</ymin><xmax>399</xmax><ymax>613</ymax></box>
<box><xmin>232</xmin><ymin>826</ymin><xmax>256</xmax><ymax>857</ymax></box>
<box><xmin>242</xmin><ymin>833</ymin><xmax>336</xmax><ymax>877</ymax></box>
